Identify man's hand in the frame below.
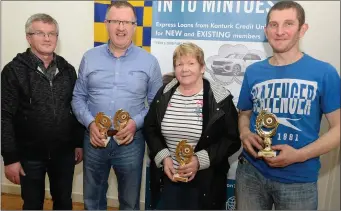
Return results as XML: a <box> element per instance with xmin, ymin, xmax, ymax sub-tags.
<box><xmin>115</xmin><ymin>119</ymin><xmax>136</xmax><ymax>145</ymax></box>
<box><xmin>240</xmin><ymin>131</ymin><xmax>264</xmax><ymax>158</ymax></box>
<box><xmin>263</xmin><ymin>144</ymin><xmax>305</xmax><ymax>168</ymax></box>
<box><xmin>177</xmin><ymin>156</ymin><xmax>199</xmax><ymax>182</ymax></box>
<box><xmin>5</xmin><ymin>162</ymin><xmax>26</xmax><ymax>185</ymax></box>
<box><xmin>75</xmin><ymin>148</ymin><xmax>83</xmax><ymax>164</ymax></box>
<box><xmin>89</xmin><ymin>122</ymin><xmax>106</xmax><ymax>147</ymax></box>
<box><xmin>163</xmin><ymin>157</ymin><xmax>176</xmax><ymax>182</ymax></box>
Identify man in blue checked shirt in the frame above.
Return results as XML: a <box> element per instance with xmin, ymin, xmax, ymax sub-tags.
<box><xmin>71</xmin><ymin>1</ymin><xmax>162</xmax><ymax>210</ymax></box>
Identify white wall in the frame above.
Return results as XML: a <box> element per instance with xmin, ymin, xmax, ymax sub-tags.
<box><xmin>297</xmin><ymin>2</ymin><xmax>340</xmax><ymax>210</ymax></box>
<box><xmin>1</xmin><ymin>1</ymin><xmax>340</xmax><ymax>210</ymax></box>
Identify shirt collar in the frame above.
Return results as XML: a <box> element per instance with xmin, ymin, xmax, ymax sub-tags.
<box><xmin>106</xmin><ymin>40</ymin><xmax>134</xmax><ymax>58</ymax></box>
<box><xmin>29</xmin><ymin>48</ymin><xmax>57</xmax><ymax>68</ymax></box>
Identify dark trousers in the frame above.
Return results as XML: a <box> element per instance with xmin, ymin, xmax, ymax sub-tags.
<box><xmin>156</xmin><ymin>177</ymin><xmax>200</xmax><ymax>210</ymax></box>
<box><xmin>19</xmin><ymin>151</ymin><xmax>75</xmax><ymax>210</ymax></box>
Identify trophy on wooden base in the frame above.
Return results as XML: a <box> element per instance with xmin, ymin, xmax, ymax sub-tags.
<box><xmin>112</xmin><ymin>109</ymin><xmax>131</xmax><ymax>145</ymax></box>
<box><xmin>256</xmin><ymin>109</ymin><xmax>279</xmax><ymax>158</ymax></box>
<box><xmin>173</xmin><ymin>140</ymin><xmax>194</xmax><ymax>182</ymax></box>
<box><xmin>94</xmin><ymin>112</ymin><xmax>112</xmax><ymax>147</ymax></box>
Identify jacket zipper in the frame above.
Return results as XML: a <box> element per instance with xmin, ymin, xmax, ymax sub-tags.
<box><xmin>31</xmin><ymin>71</ymin><xmax>51</xmax><ymax>160</ymax></box>
<box><xmin>49</xmin><ymin>80</ymin><xmax>56</xmax><ymax>118</ymax></box>
<box><xmin>36</xmin><ymin>70</ymin><xmax>56</xmax><ymax>160</ymax></box>
<box><xmin>35</xmin><ymin>70</ymin><xmax>58</xmax><ymax>118</ymax></box>
<box><xmin>32</xmin><ymin>69</ymin><xmax>60</xmax><ymax>160</ymax></box>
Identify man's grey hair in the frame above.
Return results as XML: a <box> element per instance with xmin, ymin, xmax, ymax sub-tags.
<box><xmin>25</xmin><ymin>13</ymin><xmax>59</xmax><ymax>34</ymax></box>
<box><xmin>105</xmin><ymin>1</ymin><xmax>137</xmax><ymax>21</ymax></box>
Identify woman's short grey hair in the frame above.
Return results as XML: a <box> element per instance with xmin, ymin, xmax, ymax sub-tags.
<box><xmin>25</xmin><ymin>13</ymin><xmax>59</xmax><ymax>34</ymax></box>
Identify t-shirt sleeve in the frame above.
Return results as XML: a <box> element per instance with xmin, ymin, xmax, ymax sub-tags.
<box><xmin>237</xmin><ymin>71</ymin><xmax>253</xmax><ymax>111</ymax></box>
<box><xmin>321</xmin><ymin>64</ymin><xmax>341</xmax><ymax>114</ymax></box>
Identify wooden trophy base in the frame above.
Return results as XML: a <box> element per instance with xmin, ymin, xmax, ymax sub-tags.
<box><xmin>107</xmin><ymin>129</ymin><xmax>118</xmax><ymax>137</ymax></box>
<box><xmin>173</xmin><ymin>173</ymin><xmax>188</xmax><ymax>182</ymax></box>
<box><xmin>103</xmin><ymin>137</ymin><xmax>110</xmax><ymax>147</ymax></box>
<box><xmin>258</xmin><ymin>150</ymin><xmax>276</xmax><ymax>158</ymax></box>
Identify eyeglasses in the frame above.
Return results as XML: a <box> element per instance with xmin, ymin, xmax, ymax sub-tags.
<box><xmin>27</xmin><ymin>31</ymin><xmax>58</xmax><ymax>38</ymax></box>
<box><xmin>106</xmin><ymin>19</ymin><xmax>136</xmax><ymax>26</ymax></box>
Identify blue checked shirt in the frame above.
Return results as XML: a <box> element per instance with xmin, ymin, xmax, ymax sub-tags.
<box><xmin>72</xmin><ymin>43</ymin><xmax>162</xmax><ymax>131</ymax></box>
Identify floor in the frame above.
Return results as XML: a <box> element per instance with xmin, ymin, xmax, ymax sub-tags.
<box><xmin>1</xmin><ymin>193</ymin><xmax>117</xmax><ymax>210</ymax></box>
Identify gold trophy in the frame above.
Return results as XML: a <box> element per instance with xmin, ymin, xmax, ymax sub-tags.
<box><xmin>256</xmin><ymin>109</ymin><xmax>279</xmax><ymax>157</ymax></box>
<box><xmin>94</xmin><ymin>109</ymin><xmax>131</xmax><ymax>147</ymax></box>
<box><xmin>112</xmin><ymin>109</ymin><xmax>131</xmax><ymax>145</ymax></box>
<box><xmin>94</xmin><ymin>112</ymin><xmax>112</xmax><ymax>147</ymax></box>
<box><xmin>173</xmin><ymin>140</ymin><xmax>194</xmax><ymax>182</ymax></box>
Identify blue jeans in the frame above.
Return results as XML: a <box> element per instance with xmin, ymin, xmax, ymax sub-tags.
<box><xmin>235</xmin><ymin>156</ymin><xmax>318</xmax><ymax>210</ymax></box>
<box><xmin>20</xmin><ymin>151</ymin><xmax>75</xmax><ymax>210</ymax></box>
<box><xmin>83</xmin><ymin>131</ymin><xmax>145</xmax><ymax>210</ymax></box>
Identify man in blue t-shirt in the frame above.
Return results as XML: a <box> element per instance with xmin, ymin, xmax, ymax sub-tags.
<box><xmin>236</xmin><ymin>1</ymin><xmax>340</xmax><ymax>210</ymax></box>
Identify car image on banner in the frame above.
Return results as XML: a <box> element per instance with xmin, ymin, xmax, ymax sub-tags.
<box><xmin>206</xmin><ymin>44</ymin><xmax>267</xmax><ymax>88</ymax></box>
<box><xmin>211</xmin><ymin>52</ymin><xmax>263</xmax><ymax>76</ymax></box>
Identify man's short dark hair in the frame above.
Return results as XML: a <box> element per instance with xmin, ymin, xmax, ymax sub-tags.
<box><xmin>266</xmin><ymin>1</ymin><xmax>305</xmax><ymax>28</ymax></box>
<box><xmin>105</xmin><ymin>1</ymin><xmax>137</xmax><ymax>21</ymax></box>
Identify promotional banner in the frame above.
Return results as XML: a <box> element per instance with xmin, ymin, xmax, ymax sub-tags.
<box><xmin>151</xmin><ymin>1</ymin><xmax>274</xmax><ymax>210</ymax></box>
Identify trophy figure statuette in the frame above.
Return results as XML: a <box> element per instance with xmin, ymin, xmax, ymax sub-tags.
<box><xmin>112</xmin><ymin>109</ymin><xmax>131</xmax><ymax>145</ymax></box>
<box><xmin>256</xmin><ymin>109</ymin><xmax>279</xmax><ymax>158</ymax></box>
<box><xmin>94</xmin><ymin>109</ymin><xmax>131</xmax><ymax>147</ymax></box>
<box><xmin>173</xmin><ymin>140</ymin><xmax>194</xmax><ymax>182</ymax></box>
<box><xmin>95</xmin><ymin>112</ymin><xmax>112</xmax><ymax>147</ymax></box>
